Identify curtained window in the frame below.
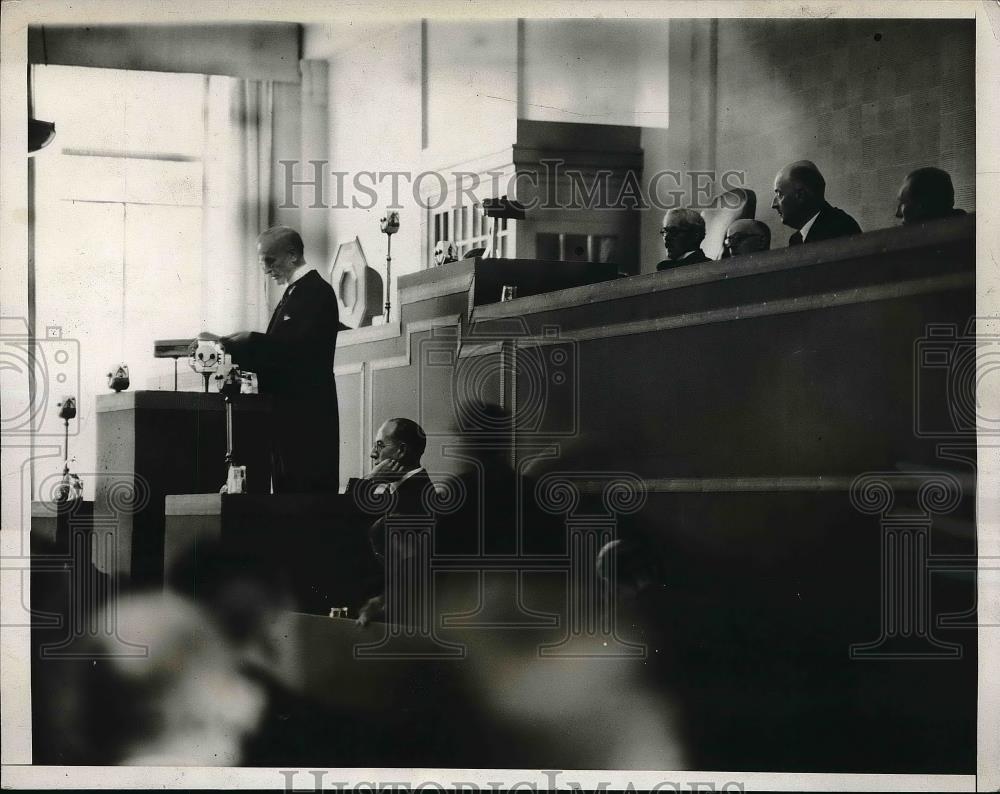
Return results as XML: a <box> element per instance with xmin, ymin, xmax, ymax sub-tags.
<box><xmin>31</xmin><ymin>64</ymin><xmax>274</xmax><ymax>498</ymax></box>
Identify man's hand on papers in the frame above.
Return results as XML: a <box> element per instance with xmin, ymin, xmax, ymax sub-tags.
<box><xmin>223</xmin><ymin>331</ymin><xmax>252</xmax><ymax>347</ymax></box>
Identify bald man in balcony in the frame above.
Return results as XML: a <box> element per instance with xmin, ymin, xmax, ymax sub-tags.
<box><xmin>894</xmin><ymin>167</ymin><xmax>967</xmax><ymax>226</ymax></box>
<box><xmin>771</xmin><ymin>160</ymin><xmax>861</xmax><ymax>247</ymax></box>
<box><xmin>723</xmin><ymin>219</ymin><xmax>771</xmax><ymax>257</ymax></box>
<box><xmin>203</xmin><ymin>226</ymin><xmax>341</xmax><ymax>493</ymax></box>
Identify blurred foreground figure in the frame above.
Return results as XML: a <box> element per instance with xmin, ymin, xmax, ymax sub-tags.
<box><xmin>58</xmin><ymin>592</ymin><xmax>269</xmax><ymax>765</ymax></box>
<box><xmin>49</xmin><ymin>540</ymin><xmax>318</xmax><ymax>766</ymax></box>
<box><xmin>166</xmin><ymin>540</ymin><xmax>293</xmax><ymax>664</ymax></box>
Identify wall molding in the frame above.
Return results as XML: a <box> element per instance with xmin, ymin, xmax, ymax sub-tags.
<box><xmin>336</xmin><ymin>270</ymin><xmax>972</xmax><ymax>371</ymax></box>
<box><xmin>398</xmin><ymin>270</ymin><xmax>475</xmax><ymax>306</ymax></box>
<box><xmin>474</xmin><ymin>215</ymin><xmax>975</xmax><ymax>320</ymax></box>
<box><xmin>568</xmin><ymin>474</ymin><xmax>976</xmax><ymax>494</ymax></box>
<box><xmin>486</xmin><ymin>272</ymin><xmax>973</xmax><ymax>349</ymax></box>
<box><xmin>337</xmin><ymin>321</ymin><xmax>402</xmax><ymax>349</ymax></box>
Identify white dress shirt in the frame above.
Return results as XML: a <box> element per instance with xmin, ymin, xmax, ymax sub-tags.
<box><xmin>372</xmin><ymin>466</ymin><xmax>426</xmax><ymax>495</ymax></box>
<box><xmin>799</xmin><ymin>211</ymin><xmax>822</xmax><ymax>242</ymax></box>
<box><xmin>287</xmin><ymin>262</ymin><xmax>315</xmax><ymax>286</ymax></box>
<box><xmin>388</xmin><ymin>466</ymin><xmax>426</xmax><ymax>494</ymax></box>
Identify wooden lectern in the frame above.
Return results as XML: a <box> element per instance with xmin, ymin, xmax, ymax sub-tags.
<box><xmin>95</xmin><ymin>390</ymin><xmax>272</xmax><ymax>586</ymax></box>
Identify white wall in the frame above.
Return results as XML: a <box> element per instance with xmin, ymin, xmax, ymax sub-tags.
<box><xmin>424</xmin><ymin>21</ymin><xmax>518</xmax><ymax>167</ymax></box>
<box><xmin>522</xmin><ymin>19</ymin><xmax>671</xmax><ymax>272</ymax></box>
<box><xmin>303</xmin><ymin>18</ymin><xmax>676</xmax><ymax>290</ymax></box>
<box><xmin>311</xmin><ymin>23</ymin><xmax>423</xmax><ymax>315</ymax></box>
<box><xmin>521</xmin><ymin>19</ymin><xmax>669</xmax><ymax>129</ymax></box>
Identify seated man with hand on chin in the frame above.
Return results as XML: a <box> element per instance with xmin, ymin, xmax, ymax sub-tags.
<box><xmin>352</xmin><ymin>418</ymin><xmax>434</xmax><ymax>627</ymax></box>
<box><xmin>361</xmin><ymin>418</ymin><xmax>431</xmax><ymax>502</ymax></box>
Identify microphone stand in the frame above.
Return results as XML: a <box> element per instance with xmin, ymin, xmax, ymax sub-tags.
<box><xmin>384</xmin><ymin>232</ymin><xmax>392</xmax><ymax>324</ymax></box>
<box><xmin>218</xmin><ymin>368</ymin><xmax>246</xmax><ymax>494</ymax></box>
<box><xmin>380</xmin><ymin>211</ymin><xmax>399</xmax><ymax>324</ymax></box>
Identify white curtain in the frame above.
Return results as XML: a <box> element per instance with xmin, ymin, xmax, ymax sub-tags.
<box><xmin>202</xmin><ymin>76</ymin><xmax>274</xmax><ymax>334</ymax></box>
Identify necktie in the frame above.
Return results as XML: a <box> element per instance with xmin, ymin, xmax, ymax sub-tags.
<box><xmin>789</xmin><ymin>231</ymin><xmax>804</xmax><ymax>247</ymax></box>
<box><xmin>266</xmin><ymin>284</ymin><xmax>295</xmax><ymax>334</ymax></box>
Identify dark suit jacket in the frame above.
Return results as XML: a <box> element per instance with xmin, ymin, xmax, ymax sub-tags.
<box><xmin>362</xmin><ymin>469</ymin><xmax>435</xmax><ymax>557</ymax></box>
<box><xmin>223</xmin><ymin>269</ymin><xmax>340</xmax><ymax>492</ymax></box>
<box><xmin>656</xmin><ymin>248</ymin><xmax>710</xmax><ymax>270</ymax></box>
<box><xmin>797</xmin><ymin>204</ymin><xmax>862</xmax><ymax>244</ymax></box>
<box><xmin>347</xmin><ymin>469</ymin><xmax>435</xmax><ymax>610</ymax></box>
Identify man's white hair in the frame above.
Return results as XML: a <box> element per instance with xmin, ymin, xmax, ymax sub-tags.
<box><xmin>665</xmin><ymin>207</ymin><xmax>706</xmax><ymax>231</ymax></box>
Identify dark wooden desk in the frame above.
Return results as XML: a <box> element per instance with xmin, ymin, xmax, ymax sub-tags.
<box><xmin>96</xmin><ymin>391</ymin><xmax>273</xmax><ymax>586</ymax></box>
<box><xmin>164</xmin><ymin>492</ymin><xmax>378</xmax><ymax>614</ymax></box>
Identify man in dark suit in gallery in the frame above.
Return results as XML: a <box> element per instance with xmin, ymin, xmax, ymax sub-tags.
<box><xmin>362</xmin><ymin>417</ymin><xmax>434</xmax><ymax>529</ymax></box>
<box><xmin>353</xmin><ymin>417</ymin><xmax>435</xmax><ymax>626</ymax></box>
<box><xmin>894</xmin><ymin>167</ymin><xmax>967</xmax><ymax>226</ymax></box>
<box><xmin>771</xmin><ymin>160</ymin><xmax>862</xmax><ymax>246</ymax></box>
<box><xmin>204</xmin><ymin>226</ymin><xmax>340</xmax><ymax>493</ymax></box>
<box><xmin>656</xmin><ymin>208</ymin><xmax>711</xmax><ymax>270</ymax></box>
<box><xmin>723</xmin><ymin>219</ymin><xmax>771</xmax><ymax>257</ymax></box>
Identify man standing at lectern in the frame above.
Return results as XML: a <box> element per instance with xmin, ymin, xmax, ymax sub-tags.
<box><xmin>205</xmin><ymin>226</ymin><xmax>340</xmax><ymax>493</ymax></box>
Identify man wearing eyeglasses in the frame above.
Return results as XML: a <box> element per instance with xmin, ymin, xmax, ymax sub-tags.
<box><xmin>365</xmin><ymin>418</ymin><xmax>431</xmax><ymax>499</ymax></box>
<box><xmin>656</xmin><ymin>208</ymin><xmax>710</xmax><ymax>270</ymax></box>
<box><xmin>353</xmin><ymin>417</ymin><xmax>434</xmax><ymax>626</ymax></box>
<box><xmin>723</xmin><ymin>219</ymin><xmax>771</xmax><ymax>258</ymax></box>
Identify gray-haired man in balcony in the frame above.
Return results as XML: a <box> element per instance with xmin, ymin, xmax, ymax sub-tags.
<box><xmin>657</xmin><ymin>208</ymin><xmax>710</xmax><ymax>270</ymax></box>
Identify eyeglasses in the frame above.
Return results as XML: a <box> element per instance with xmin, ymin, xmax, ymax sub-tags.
<box><xmin>659</xmin><ymin>227</ymin><xmax>690</xmax><ymax>239</ymax></box>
